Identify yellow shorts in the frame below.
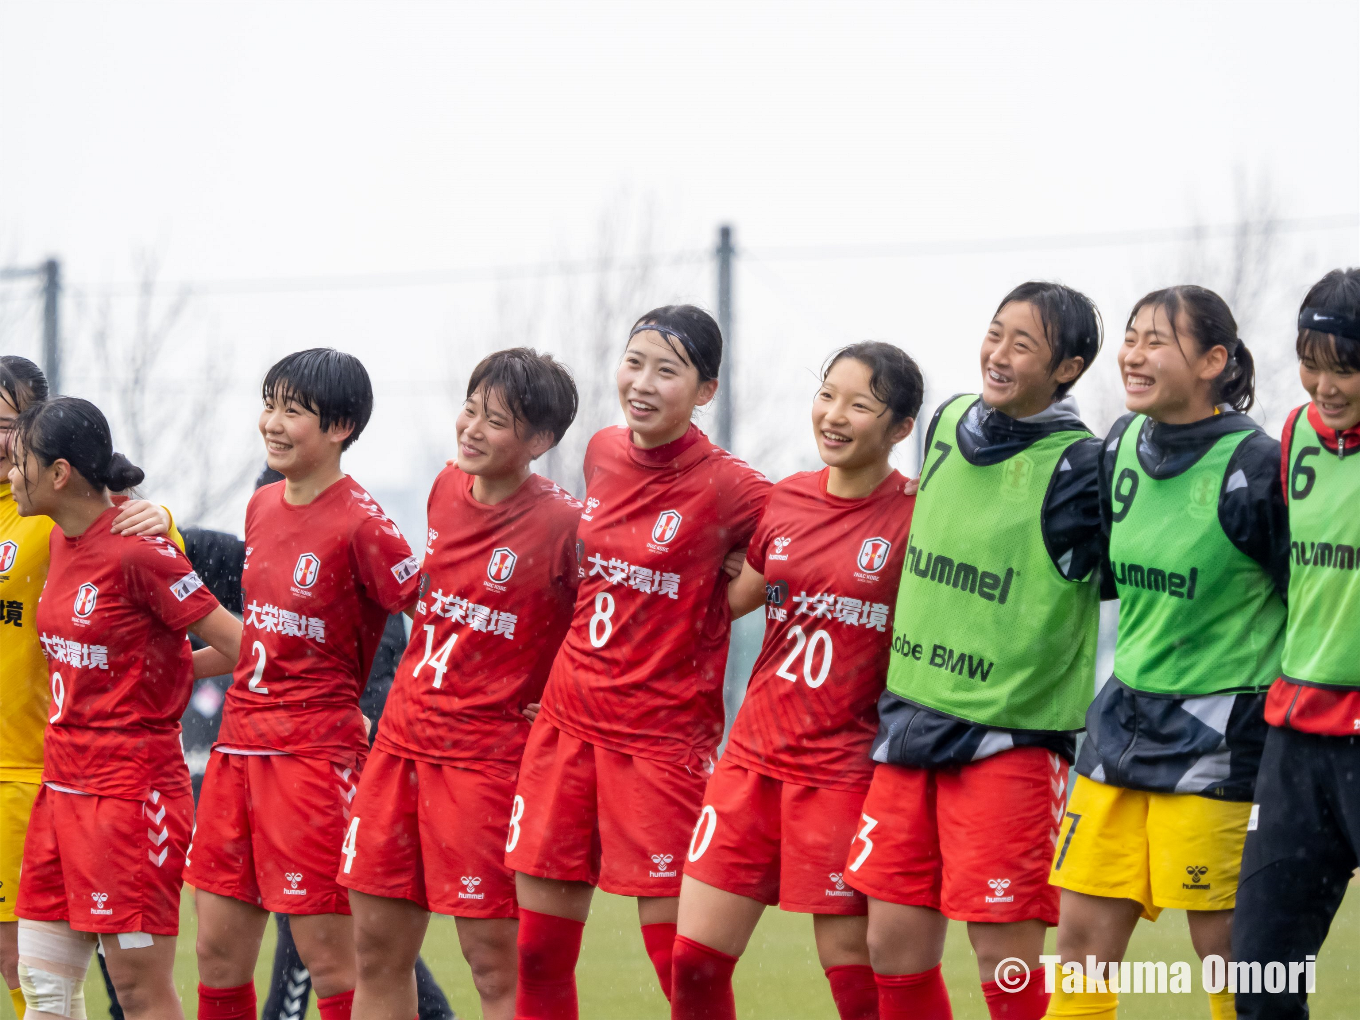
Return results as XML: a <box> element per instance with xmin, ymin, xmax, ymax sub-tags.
<box><xmin>1048</xmin><ymin>774</ymin><xmax>1251</xmax><ymax>920</ymax></box>
<box><xmin>0</xmin><ymin>780</ymin><xmax>40</xmax><ymax>923</ymax></box>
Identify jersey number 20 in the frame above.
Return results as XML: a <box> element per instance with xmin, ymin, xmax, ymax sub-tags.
<box><xmin>775</xmin><ymin>625</ymin><xmax>832</xmax><ymax>688</ymax></box>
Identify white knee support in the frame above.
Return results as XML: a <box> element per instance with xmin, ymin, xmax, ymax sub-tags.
<box><xmin>16</xmin><ymin>920</ymin><xmax>96</xmax><ymax>1020</ymax></box>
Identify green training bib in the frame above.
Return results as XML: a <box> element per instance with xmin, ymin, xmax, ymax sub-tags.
<box><xmin>885</xmin><ymin>395</ymin><xmax>1099</xmax><ymax>731</ymax></box>
<box><xmin>1282</xmin><ymin>411</ymin><xmax>1360</xmax><ymax>689</ymax></box>
<box><xmin>1109</xmin><ymin>416</ymin><xmax>1285</xmax><ymax>697</ymax></box>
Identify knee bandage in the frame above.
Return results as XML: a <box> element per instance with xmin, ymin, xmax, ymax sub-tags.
<box><xmin>16</xmin><ymin>920</ymin><xmax>96</xmax><ymax>1020</ymax></box>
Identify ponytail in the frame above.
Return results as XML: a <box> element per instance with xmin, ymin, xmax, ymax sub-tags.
<box><xmin>13</xmin><ymin>397</ymin><xmax>145</xmax><ymax>493</ymax></box>
<box><xmin>1126</xmin><ymin>286</ymin><xmax>1256</xmax><ymax>413</ymax></box>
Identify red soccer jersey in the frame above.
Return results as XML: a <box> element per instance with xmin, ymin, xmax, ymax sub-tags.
<box><xmin>540</xmin><ymin>425</ymin><xmax>771</xmax><ymax>769</ymax></box>
<box><xmin>217</xmin><ymin>477</ymin><xmax>420</xmax><ymax>766</ymax></box>
<box><xmin>37</xmin><ymin>507</ymin><xmax>220</xmax><ymax>799</ymax></box>
<box><xmin>375</xmin><ymin>467</ymin><xmax>582</xmax><ymax>780</ymax></box>
<box><xmin>721</xmin><ymin>469</ymin><xmax>914</xmax><ymax>792</ymax></box>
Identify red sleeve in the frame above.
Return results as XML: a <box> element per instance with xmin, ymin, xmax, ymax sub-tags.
<box><xmin>744</xmin><ymin>496</ymin><xmax>778</xmax><ymax>574</ymax></box>
<box><xmin>350</xmin><ymin>516</ymin><xmax>421</xmax><ymax>614</ymax></box>
<box><xmin>122</xmin><ymin>537</ymin><xmax>221</xmax><ymax>629</ymax></box>
<box><xmin>719</xmin><ymin>456</ymin><xmax>773</xmax><ymax>552</ymax></box>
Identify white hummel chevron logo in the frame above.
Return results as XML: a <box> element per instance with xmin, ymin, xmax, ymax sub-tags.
<box><xmin>148</xmin><ymin>848</ymin><xmax>168</xmax><ymax>866</ymax></box>
<box><xmin>145</xmin><ymin>803</ymin><xmax>166</xmax><ymax>824</ymax></box>
<box><xmin>148</xmin><ymin>827</ymin><xmax>169</xmax><ymax>846</ymax></box>
<box><xmin>1225</xmin><ymin>469</ymin><xmax>1248</xmax><ymax>493</ymax></box>
<box><xmin>148</xmin><ymin>790</ymin><xmax>160</xmax><ymax>804</ymax></box>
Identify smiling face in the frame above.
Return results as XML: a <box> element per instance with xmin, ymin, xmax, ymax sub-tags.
<box><xmin>258</xmin><ymin>388</ymin><xmax>354</xmax><ymax>478</ymax></box>
<box><xmin>1119</xmin><ymin>303</ymin><xmax>1228</xmax><ymax>423</ymax></box>
<box><xmin>1299</xmin><ymin>348</ymin><xmax>1360</xmax><ymax>432</ymax></box>
<box><xmin>616</xmin><ymin>329</ymin><xmax>718</xmax><ymax>448</ymax></box>
<box><xmin>979</xmin><ymin>300</ymin><xmax>1082</xmax><ymax>419</ymax></box>
<box><xmin>812</xmin><ymin>357</ymin><xmax>912</xmax><ymax>471</ymax></box>
<box><xmin>455</xmin><ymin>385</ymin><xmax>553</xmax><ymax>478</ymax></box>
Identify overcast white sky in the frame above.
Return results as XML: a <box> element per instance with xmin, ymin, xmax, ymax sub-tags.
<box><xmin>2</xmin><ymin>0</ymin><xmax>1357</xmax><ymax>535</ymax></box>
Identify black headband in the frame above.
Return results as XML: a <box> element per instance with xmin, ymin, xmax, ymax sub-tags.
<box><xmin>629</xmin><ymin>322</ymin><xmax>717</xmax><ymax>380</ymax></box>
<box><xmin>1299</xmin><ymin>307</ymin><xmax>1360</xmax><ymax>343</ymax></box>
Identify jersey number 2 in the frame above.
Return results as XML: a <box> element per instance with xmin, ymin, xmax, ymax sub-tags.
<box><xmin>248</xmin><ymin>641</ymin><xmax>269</xmax><ymax>694</ymax></box>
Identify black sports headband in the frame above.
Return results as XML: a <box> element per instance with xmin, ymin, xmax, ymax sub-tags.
<box><xmin>628</xmin><ymin>322</ymin><xmax>717</xmax><ymax>380</ymax></box>
<box><xmin>1299</xmin><ymin>307</ymin><xmax>1360</xmax><ymax>343</ymax></box>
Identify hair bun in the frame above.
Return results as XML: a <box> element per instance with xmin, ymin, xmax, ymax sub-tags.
<box><xmin>104</xmin><ymin>452</ymin><xmax>145</xmax><ymax>491</ymax></box>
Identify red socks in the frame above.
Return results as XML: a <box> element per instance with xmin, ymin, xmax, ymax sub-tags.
<box><xmin>641</xmin><ymin>922</ymin><xmax>677</xmax><ymax>999</ymax></box>
<box><xmin>826</xmin><ymin>965</ymin><xmax>879</xmax><ymax>1020</ymax></box>
<box><xmin>669</xmin><ymin>935</ymin><xmax>738</xmax><ymax>1020</ymax></box>
<box><xmin>981</xmin><ymin>972</ymin><xmax>1048</xmax><ymax>1020</ymax></box>
<box><xmin>316</xmin><ymin>990</ymin><xmax>354</xmax><ymax>1020</ymax></box>
<box><xmin>876</xmin><ymin>965</ymin><xmax>953</xmax><ymax>1020</ymax></box>
<box><xmin>198</xmin><ymin>982</ymin><xmax>257</xmax><ymax>1020</ymax></box>
<box><xmin>516</xmin><ymin>908</ymin><xmax>586</xmax><ymax>1020</ymax></box>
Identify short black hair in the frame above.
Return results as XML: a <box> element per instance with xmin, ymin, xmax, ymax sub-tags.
<box><xmin>0</xmin><ymin>356</ymin><xmax>49</xmax><ymax>414</ymax></box>
<box><xmin>14</xmin><ymin>396</ymin><xmax>144</xmax><ymax>493</ymax></box>
<box><xmin>1127</xmin><ymin>285</ymin><xmax>1255</xmax><ymax>412</ymax></box>
<box><xmin>629</xmin><ymin>305</ymin><xmax>723</xmax><ymax>383</ymax></box>
<box><xmin>466</xmin><ymin>348</ymin><xmax>579</xmax><ymax>447</ymax></box>
<box><xmin>1297</xmin><ymin>268</ymin><xmax>1360</xmax><ymax>373</ymax></box>
<box><xmin>994</xmin><ymin>282</ymin><xmax>1103</xmax><ymax>400</ymax></box>
<box><xmin>822</xmin><ymin>342</ymin><xmax>924</xmax><ymax>427</ymax></box>
<box><xmin>262</xmin><ymin>348</ymin><xmax>373</xmax><ymax>450</ymax></box>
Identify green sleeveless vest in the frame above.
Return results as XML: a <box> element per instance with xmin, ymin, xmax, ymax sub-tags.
<box><xmin>1109</xmin><ymin>416</ymin><xmax>1285</xmax><ymax>697</ymax></box>
<box><xmin>885</xmin><ymin>395</ymin><xmax>1099</xmax><ymax>730</ymax></box>
<box><xmin>1282</xmin><ymin>411</ymin><xmax>1360</xmax><ymax>689</ymax></box>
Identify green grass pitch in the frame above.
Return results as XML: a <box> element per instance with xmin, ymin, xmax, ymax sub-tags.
<box><xmin>7</xmin><ymin>884</ymin><xmax>1353</xmax><ymax>1020</ymax></box>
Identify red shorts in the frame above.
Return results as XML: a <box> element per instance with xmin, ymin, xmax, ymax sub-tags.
<box><xmin>337</xmin><ymin>748</ymin><xmax>516</xmax><ymax>918</ymax></box>
<box><xmin>18</xmin><ymin>784</ymin><xmax>192</xmax><ymax>936</ymax></box>
<box><xmin>185</xmin><ymin>751</ymin><xmax>358</xmax><ymax>915</ymax></box>
<box><xmin>505</xmin><ymin>720</ymin><xmax>706</xmax><ymax>897</ymax></box>
<box><xmin>844</xmin><ymin>747</ymin><xmax>1066</xmax><ymax>924</ymax></box>
<box><xmin>683</xmin><ymin>760</ymin><xmax>868</xmax><ymax>914</ymax></box>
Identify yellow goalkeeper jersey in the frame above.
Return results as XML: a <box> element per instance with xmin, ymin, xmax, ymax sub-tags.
<box><xmin>0</xmin><ymin>482</ymin><xmax>56</xmax><ymax>782</ymax></box>
<box><xmin>0</xmin><ymin>483</ymin><xmax>183</xmax><ymax>782</ymax></box>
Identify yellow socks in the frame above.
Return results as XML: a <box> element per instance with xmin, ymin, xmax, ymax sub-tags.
<box><xmin>1207</xmin><ymin>988</ymin><xmax>1235</xmax><ymax>1020</ymax></box>
<box><xmin>8</xmin><ymin>985</ymin><xmax>26</xmax><ymax>1019</ymax></box>
<box><xmin>1044</xmin><ymin>984</ymin><xmax>1118</xmax><ymax>1018</ymax></box>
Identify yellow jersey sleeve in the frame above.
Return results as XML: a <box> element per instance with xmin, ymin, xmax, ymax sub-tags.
<box><xmin>0</xmin><ymin>484</ymin><xmax>56</xmax><ymax>782</ymax></box>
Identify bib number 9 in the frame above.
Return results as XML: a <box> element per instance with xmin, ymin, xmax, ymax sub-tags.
<box><xmin>589</xmin><ymin>592</ymin><xmax>615</xmax><ymax>648</ymax></box>
<box><xmin>1111</xmin><ymin>468</ymin><xmax>1139</xmax><ymax>523</ymax></box>
<box><xmin>49</xmin><ymin>671</ymin><xmax>65</xmax><ymax>723</ymax></box>
<box><xmin>775</xmin><ymin>625</ymin><xmax>833</xmax><ymax>688</ymax></box>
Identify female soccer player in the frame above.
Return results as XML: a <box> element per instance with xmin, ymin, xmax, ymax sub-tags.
<box><xmin>844</xmin><ymin>282</ymin><xmax>1105</xmax><ymax>1020</ymax></box>
<box><xmin>1233</xmin><ymin>268</ymin><xmax>1360</xmax><ymax>1020</ymax></box>
<box><xmin>0</xmin><ymin>358</ymin><xmax>178</xmax><ymax>1019</ymax></box>
<box><xmin>506</xmin><ymin>305</ymin><xmax>772</xmax><ymax>1019</ymax></box>
<box><xmin>671</xmin><ymin>342</ymin><xmax>923</xmax><ymax>1020</ymax></box>
<box><xmin>187</xmin><ymin>350</ymin><xmax>420</xmax><ymax>1020</ymax></box>
<box><xmin>1045</xmin><ymin>287</ymin><xmax>1286</xmax><ymax>1020</ymax></box>
<box><xmin>9</xmin><ymin>397</ymin><xmax>241</xmax><ymax>1020</ymax></box>
<box><xmin>341</xmin><ymin>348</ymin><xmax>582</xmax><ymax>1020</ymax></box>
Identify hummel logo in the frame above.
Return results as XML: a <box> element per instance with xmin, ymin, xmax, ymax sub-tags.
<box><xmin>824</xmin><ymin>871</ymin><xmax>855</xmax><ymax>897</ymax></box>
<box><xmin>458</xmin><ymin>875</ymin><xmax>485</xmax><ymax>900</ymax></box>
<box><xmin>90</xmin><ymin>891</ymin><xmax>113</xmax><ymax>915</ymax></box>
<box><xmin>771</xmin><ymin>536</ymin><xmax>792</xmax><ymax>559</ymax></box>
<box><xmin>985</xmin><ymin>878</ymin><xmax>1014</xmax><ymax>903</ymax></box>
<box><xmin>648</xmin><ymin>853</ymin><xmax>676</xmax><ymax>878</ymax></box>
<box><xmin>582</xmin><ymin>497</ymin><xmax>601</xmax><ymax>521</ymax></box>
<box><xmin>286</xmin><ymin>872</ymin><xmax>303</xmax><ymax>888</ymax></box>
<box><xmin>1183</xmin><ymin>865</ymin><xmax>1210</xmax><ymax>890</ymax></box>
<box><xmin>282</xmin><ymin>871</ymin><xmax>308</xmax><ymax>896</ymax></box>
